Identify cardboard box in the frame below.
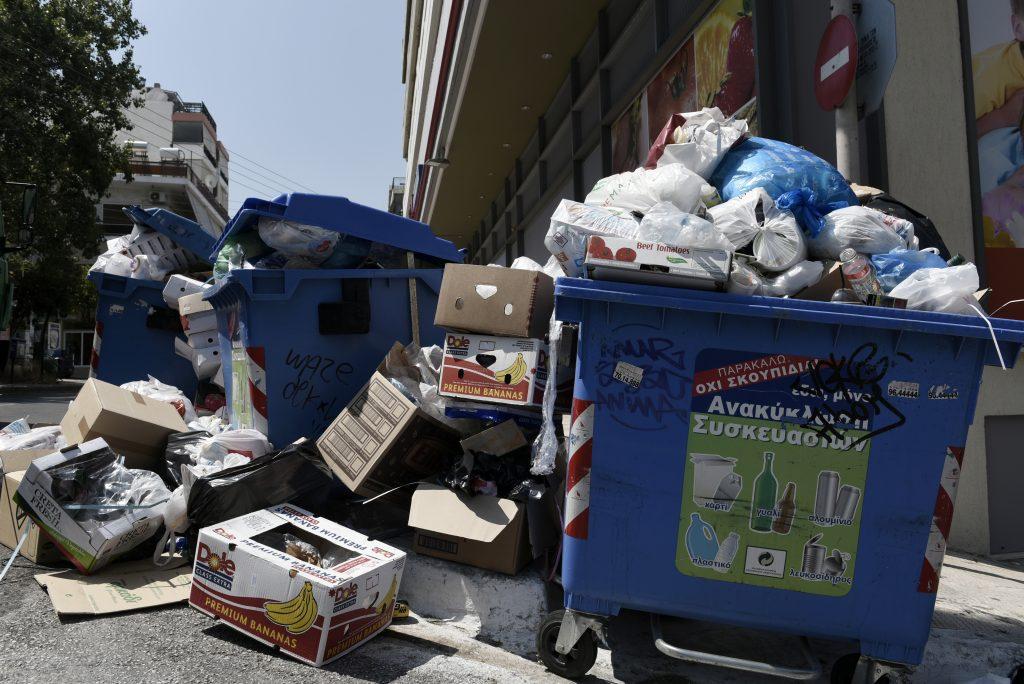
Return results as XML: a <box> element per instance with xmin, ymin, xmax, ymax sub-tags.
<box><xmin>316</xmin><ymin>351</ymin><xmax>461</xmax><ymax>497</ymax></box>
<box><xmin>61</xmin><ymin>378</ymin><xmax>188</xmax><ymax>470</ymax></box>
<box><xmin>794</xmin><ymin>261</ymin><xmax>845</xmax><ymax>301</ymax></box>
<box><xmin>439</xmin><ymin>333</ymin><xmax>547</xmax><ymax>407</ymax></box>
<box><xmin>434</xmin><ymin>263</ymin><xmax>555</xmax><ymax>339</ymax></box>
<box><xmin>179</xmin><ymin>292</ymin><xmax>217</xmax><ymax>333</ymax></box>
<box><xmin>408</xmin><ymin>484</ymin><xmax>530</xmax><ymax>575</ymax></box>
<box><xmin>14</xmin><ymin>439</ymin><xmax>166</xmax><ymax>573</ymax></box>
<box><xmin>2</xmin><ymin>470</ymin><xmax>64</xmax><ymax>563</ymax></box>
<box><xmin>189</xmin><ymin>504</ymin><xmax>405</xmax><ymax>667</ymax></box>
<box><xmin>460</xmin><ymin>419</ymin><xmax>528</xmax><ymax>457</ymax></box>
<box><xmin>584</xmin><ymin>236</ymin><xmax>731</xmax><ymax>290</ymax></box>
<box><xmin>35</xmin><ymin>558</ymin><xmax>192</xmax><ymax>616</ymax></box>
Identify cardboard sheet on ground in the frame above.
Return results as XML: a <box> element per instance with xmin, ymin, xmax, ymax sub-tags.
<box><xmin>34</xmin><ymin>558</ymin><xmax>192</xmax><ymax>616</ymax></box>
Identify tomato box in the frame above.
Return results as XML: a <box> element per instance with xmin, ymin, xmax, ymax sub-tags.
<box><xmin>584</xmin><ymin>235</ymin><xmax>731</xmax><ymax>290</ymax></box>
<box><xmin>438</xmin><ymin>332</ymin><xmax>548</xmax><ymax>407</ymax></box>
<box><xmin>188</xmin><ymin>504</ymin><xmax>405</xmax><ymax>667</ymax></box>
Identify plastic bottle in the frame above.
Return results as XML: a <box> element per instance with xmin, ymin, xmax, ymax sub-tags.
<box><xmin>750</xmin><ymin>452</ymin><xmax>778</xmax><ymax>532</ymax></box>
<box><xmin>712</xmin><ymin>532</ymin><xmax>740</xmax><ymax>573</ymax></box>
<box><xmin>839</xmin><ymin>248</ymin><xmax>884</xmax><ymax>301</ymax></box>
<box><xmin>772</xmin><ymin>482</ymin><xmax>797</xmax><ymax>535</ymax></box>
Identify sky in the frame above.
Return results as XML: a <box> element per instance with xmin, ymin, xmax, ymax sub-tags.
<box><xmin>130</xmin><ymin>0</ymin><xmax>408</xmax><ymax>213</ymax></box>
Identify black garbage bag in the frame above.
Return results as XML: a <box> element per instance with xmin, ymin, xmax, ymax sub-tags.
<box><xmin>865</xmin><ymin>193</ymin><xmax>951</xmax><ymax>260</ymax></box>
<box><xmin>439</xmin><ymin>445</ymin><xmax>532</xmax><ymax>498</ymax></box>
<box><xmin>186</xmin><ymin>440</ymin><xmax>334</xmax><ymax>531</ymax></box>
<box><xmin>161</xmin><ymin>430</ymin><xmax>212</xmax><ymax>487</ymax></box>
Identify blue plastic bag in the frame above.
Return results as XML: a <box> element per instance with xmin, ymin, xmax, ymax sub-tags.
<box><xmin>711</xmin><ymin>137</ymin><xmax>858</xmax><ymax>209</ymax></box>
<box><xmin>775</xmin><ymin>188</ymin><xmax>851</xmax><ymax>238</ymax></box>
<box><xmin>871</xmin><ymin>249</ymin><xmax>947</xmax><ymax>292</ymax></box>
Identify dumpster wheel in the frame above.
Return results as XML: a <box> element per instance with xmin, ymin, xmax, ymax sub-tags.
<box><xmin>831</xmin><ymin>653</ymin><xmax>909</xmax><ymax>683</ymax></box>
<box><xmin>537</xmin><ymin>609</ymin><xmax>598</xmax><ymax>679</ymax></box>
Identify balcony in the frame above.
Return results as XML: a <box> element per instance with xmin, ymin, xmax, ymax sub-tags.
<box><xmin>176</xmin><ymin>101</ymin><xmax>217</xmax><ymax>131</ymax></box>
<box><xmin>127</xmin><ymin>160</ymin><xmax>229</xmax><ymax>221</ymax></box>
<box><xmin>388</xmin><ymin>176</ymin><xmax>406</xmax><ymax>215</ymax></box>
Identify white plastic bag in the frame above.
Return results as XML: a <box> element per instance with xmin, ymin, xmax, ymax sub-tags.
<box><xmin>546</xmin><ymin>200</ymin><xmax>642</xmax><ymax>277</ymax></box>
<box><xmin>197</xmin><ymin>428</ymin><xmax>272</xmax><ymax>463</ymax></box>
<box><xmin>809</xmin><ymin>206</ymin><xmax>914</xmax><ymax>259</ymax></box>
<box><xmin>531</xmin><ymin>312</ymin><xmax>562</xmax><ymax>476</ymax></box>
<box><xmin>585</xmin><ymin>164</ymin><xmax>705</xmax><ymax>214</ymax></box>
<box><xmin>128</xmin><ymin>254</ymin><xmax>170</xmax><ymax>281</ymax></box>
<box><xmin>727</xmin><ymin>261</ymin><xmax>764</xmax><ymax>296</ymax></box>
<box><xmin>257</xmin><ymin>217</ymin><xmax>339</xmax><ymax>264</ymax></box>
<box><xmin>638</xmin><ymin>202</ymin><xmax>734</xmax><ymax>251</ymax></box>
<box><xmin>0</xmin><ymin>423</ymin><xmax>65</xmax><ymax>451</ymax></box>
<box><xmin>510</xmin><ymin>256</ymin><xmax>544</xmax><ymax>272</ymax></box>
<box><xmin>707</xmin><ymin>188</ymin><xmax>806</xmax><ymax>271</ymax></box>
<box><xmin>657</xmin><ymin>107</ymin><xmax>748</xmax><ymax>178</ymax></box>
<box><xmin>888</xmin><ymin>264</ymin><xmax>980</xmax><ymax>314</ymax></box>
<box><xmin>121</xmin><ymin>376</ymin><xmax>198</xmax><ymax>422</ymax></box>
<box><xmin>761</xmin><ymin>260</ymin><xmax>824</xmax><ymax>297</ymax></box>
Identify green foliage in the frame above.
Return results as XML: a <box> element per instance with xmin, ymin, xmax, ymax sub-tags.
<box><xmin>0</xmin><ymin>0</ymin><xmax>146</xmax><ymax>324</ymax></box>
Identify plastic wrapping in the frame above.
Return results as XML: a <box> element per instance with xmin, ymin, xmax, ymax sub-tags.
<box><xmin>153</xmin><ymin>484</ymin><xmax>190</xmax><ymax>565</ymax></box>
<box><xmin>186</xmin><ymin>440</ymin><xmax>335</xmax><ymax>531</ymax></box>
<box><xmin>531</xmin><ymin>313</ymin><xmax>562</xmax><ymax>476</ymax></box>
<box><xmin>128</xmin><ymin>254</ymin><xmax>171</xmax><ymax>281</ymax></box>
<box><xmin>546</xmin><ymin>200</ymin><xmax>642</xmax><ymax>277</ymax></box>
<box><xmin>711</xmin><ymin>136</ymin><xmax>859</xmax><ymax>208</ymax></box>
<box><xmin>871</xmin><ymin>249</ymin><xmax>947</xmax><ymax>292</ymax></box>
<box><xmin>257</xmin><ymin>217</ymin><xmax>339</xmax><ymax>265</ymax></box>
<box><xmin>188</xmin><ymin>414</ymin><xmax>228</xmax><ymax>434</ymax></box>
<box><xmin>384</xmin><ymin>342</ymin><xmax>484</xmax><ymax>436</ymax></box>
<box><xmin>197</xmin><ymin>428</ymin><xmax>272</xmax><ymax>464</ymax></box>
<box><xmin>638</xmin><ymin>202</ymin><xmax>734</xmax><ymax>252</ymax></box>
<box><xmin>162</xmin><ymin>430</ymin><xmax>212</xmax><ymax>486</ymax></box>
<box><xmin>707</xmin><ymin>189</ymin><xmax>806</xmax><ymax>271</ymax></box>
<box><xmin>650</xmin><ymin>108</ymin><xmax>749</xmax><ymax>178</ymax></box>
<box><xmin>0</xmin><ymin>423</ymin><xmax>64</xmax><ymax>451</ymax></box>
<box><xmin>809</xmin><ymin>206</ymin><xmax>915</xmax><ymax>259</ymax></box>
<box><xmin>727</xmin><ymin>260</ymin><xmax>824</xmax><ymax>297</ymax></box>
<box><xmin>727</xmin><ymin>261</ymin><xmax>764</xmax><ymax>296</ymax></box>
<box><xmin>121</xmin><ymin>375</ymin><xmax>198</xmax><ymax>422</ymax></box>
<box><xmin>510</xmin><ymin>256</ymin><xmax>544</xmax><ymax>271</ymax></box>
<box><xmin>585</xmin><ymin>164</ymin><xmax>706</xmax><ymax>215</ymax></box>
<box><xmin>888</xmin><ymin>264</ymin><xmax>980</xmax><ymax>314</ymax></box>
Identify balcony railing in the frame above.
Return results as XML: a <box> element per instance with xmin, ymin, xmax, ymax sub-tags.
<box><xmin>128</xmin><ymin>160</ymin><xmax>229</xmax><ymax>221</ymax></box>
<box><xmin>175</xmin><ymin>101</ymin><xmax>217</xmax><ymax>131</ymax></box>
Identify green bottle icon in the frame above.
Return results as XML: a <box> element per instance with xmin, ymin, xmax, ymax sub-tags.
<box><xmin>750</xmin><ymin>451</ymin><xmax>779</xmax><ymax>532</ymax></box>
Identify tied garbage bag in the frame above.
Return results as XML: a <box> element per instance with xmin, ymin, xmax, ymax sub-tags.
<box><xmin>645</xmin><ymin>107</ymin><xmax>748</xmax><ymax>178</ymax></box>
<box><xmin>546</xmin><ymin>200</ymin><xmax>642</xmax><ymax>277</ymax></box>
<box><xmin>871</xmin><ymin>248</ymin><xmax>947</xmax><ymax>292</ymax></box>
<box><xmin>162</xmin><ymin>430</ymin><xmax>212</xmax><ymax>486</ymax></box>
<box><xmin>707</xmin><ymin>188</ymin><xmax>806</xmax><ymax>271</ymax></box>
<box><xmin>585</xmin><ymin>164</ymin><xmax>706</xmax><ymax>215</ymax></box>
<box><xmin>638</xmin><ymin>202</ymin><xmax>734</xmax><ymax>252</ymax></box>
<box><xmin>711</xmin><ymin>136</ymin><xmax>858</xmax><ymax>208</ymax></box>
<box><xmin>889</xmin><ymin>264</ymin><xmax>980</xmax><ymax>314</ymax></box>
<box><xmin>121</xmin><ymin>376</ymin><xmax>198</xmax><ymax>422</ymax></box>
<box><xmin>809</xmin><ymin>206</ymin><xmax>916</xmax><ymax>259</ymax></box>
<box><xmin>775</xmin><ymin>188</ymin><xmax>851</xmax><ymax>238</ymax></box>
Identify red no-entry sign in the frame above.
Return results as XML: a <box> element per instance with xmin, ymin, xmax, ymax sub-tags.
<box><xmin>815</xmin><ymin>15</ymin><xmax>859</xmax><ymax>110</ymax></box>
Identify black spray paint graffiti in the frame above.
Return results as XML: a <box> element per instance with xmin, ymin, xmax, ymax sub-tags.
<box><xmin>597</xmin><ymin>335</ymin><xmax>692</xmax><ymax>430</ymax></box>
<box><xmin>789</xmin><ymin>342</ymin><xmax>911</xmax><ymax>449</ymax></box>
<box><xmin>281</xmin><ymin>349</ymin><xmax>354</xmax><ymax>431</ymax></box>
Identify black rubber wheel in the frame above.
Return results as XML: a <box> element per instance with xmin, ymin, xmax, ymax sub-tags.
<box><xmin>831</xmin><ymin>653</ymin><xmax>895</xmax><ymax>684</ymax></box>
<box><xmin>536</xmin><ymin>610</ymin><xmax>598</xmax><ymax>680</ymax></box>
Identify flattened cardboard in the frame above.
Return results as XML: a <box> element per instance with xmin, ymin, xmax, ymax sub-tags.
<box><xmin>35</xmin><ymin>558</ymin><xmax>191</xmax><ymax>615</ymax></box>
<box><xmin>1</xmin><ymin>471</ymin><xmax>63</xmax><ymax>563</ymax></box>
<box><xmin>434</xmin><ymin>264</ymin><xmax>555</xmax><ymax>338</ymax></box>
<box><xmin>317</xmin><ymin>356</ymin><xmax>460</xmax><ymax>497</ymax></box>
<box><xmin>189</xmin><ymin>504</ymin><xmax>406</xmax><ymax>667</ymax></box>
<box><xmin>60</xmin><ymin>378</ymin><xmax>187</xmax><ymax>470</ymax></box>
<box><xmin>460</xmin><ymin>420</ymin><xmax>527</xmax><ymax>457</ymax></box>
<box><xmin>408</xmin><ymin>483</ymin><xmax>530</xmax><ymax>575</ymax></box>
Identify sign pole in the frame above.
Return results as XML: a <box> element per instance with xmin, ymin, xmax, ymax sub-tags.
<box><xmin>832</xmin><ymin>0</ymin><xmax>861</xmax><ymax>182</ymax></box>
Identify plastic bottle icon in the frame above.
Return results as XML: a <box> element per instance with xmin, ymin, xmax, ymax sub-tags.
<box><xmin>685</xmin><ymin>513</ymin><xmax>720</xmax><ymax>562</ymax></box>
<box><xmin>712</xmin><ymin>532</ymin><xmax>740</xmax><ymax>573</ymax></box>
<box><xmin>772</xmin><ymin>482</ymin><xmax>797</xmax><ymax>535</ymax></box>
<box><xmin>750</xmin><ymin>451</ymin><xmax>778</xmax><ymax>532</ymax></box>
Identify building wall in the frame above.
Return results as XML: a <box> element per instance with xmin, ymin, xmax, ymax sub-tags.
<box><xmin>883</xmin><ymin>0</ymin><xmax>1024</xmax><ymax>555</ymax></box>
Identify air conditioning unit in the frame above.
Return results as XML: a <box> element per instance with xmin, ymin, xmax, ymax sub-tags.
<box><xmin>149</xmin><ymin>191</ymin><xmax>170</xmax><ymax>204</ymax></box>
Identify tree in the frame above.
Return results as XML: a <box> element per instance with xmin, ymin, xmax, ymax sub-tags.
<box><xmin>0</xmin><ymin>0</ymin><xmax>145</xmax><ymax>355</ymax></box>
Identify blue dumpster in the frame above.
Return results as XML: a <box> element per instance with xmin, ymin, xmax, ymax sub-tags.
<box><xmin>540</xmin><ymin>278</ymin><xmax>1024</xmax><ymax>680</ymax></box>
<box><xmin>89</xmin><ymin>207</ymin><xmax>216</xmax><ymax>395</ymax></box>
<box><xmin>205</xmin><ymin>193</ymin><xmax>462</xmax><ymax>446</ymax></box>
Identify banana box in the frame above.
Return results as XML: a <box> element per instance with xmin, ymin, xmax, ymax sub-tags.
<box><xmin>188</xmin><ymin>503</ymin><xmax>405</xmax><ymax>667</ymax></box>
<box><xmin>438</xmin><ymin>333</ymin><xmax>547</xmax><ymax>407</ymax></box>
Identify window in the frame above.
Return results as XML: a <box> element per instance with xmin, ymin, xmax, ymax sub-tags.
<box><xmin>172</xmin><ymin>121</ymin><xmax>203</xmax><ymax>144</ymax></box>
<box><xmin>63</xmin><ymin>330</ymin><xmax>95</xmax><ymax>367</ymax></box>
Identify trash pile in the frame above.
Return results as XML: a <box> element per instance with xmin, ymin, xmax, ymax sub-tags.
<box><xmin>545</xmin><ymin>106</ymin><xmax>977</xmax><ymax>312</ymax></box>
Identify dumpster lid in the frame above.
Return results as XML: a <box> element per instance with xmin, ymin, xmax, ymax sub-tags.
<box><xmin>556</xmin><ymin>278</ymin><xmax>1024</xmax><ymax>346</ymax></box>
<box><xmin>211</xmin><ymin>193</ymin><xmax>463</xmax><ymax>264</ymax></box>
<box><xmin>122</xmin><ymin>206</ymin><xmax>218</xmax><ymax>266</ymax></box>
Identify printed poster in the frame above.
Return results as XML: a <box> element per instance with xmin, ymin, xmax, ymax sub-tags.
<box><xmin>967</xmin><ymin>0</ymin><xmax>1024</xmax><ymax>318</ymax></box>
<box><xmin>646</xmin><ymin>39</ymin><xmax>698</xmax><ymax>146</ymax></box>
<box><xmin>611</xmin><ymin>94</ymin><xmax>648</xmax><ymax>173</ymax></box>
<box><xmin>676</xmin><ymin>350</ymin><xmax>877</xmax><ymax>597</ymax></box>
<box><xmin>694</xmin><ymin>0</ymin><xmax>757</xmax><ymax>124</ymax></box>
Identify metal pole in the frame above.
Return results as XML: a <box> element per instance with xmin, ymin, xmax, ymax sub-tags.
<box><xmin>832</xmin><ymin>0</ymin><xmax>860</xmax><ymax>182</ymax></box>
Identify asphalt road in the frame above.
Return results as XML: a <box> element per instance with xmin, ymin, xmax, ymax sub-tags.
<box><xmin>0</xmin><ymin>382</ymin><xmax>83</xmax><ymax>426</ymax></box>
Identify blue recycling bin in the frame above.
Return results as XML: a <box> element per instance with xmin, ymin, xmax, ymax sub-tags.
<box><xmin>204</xmin><ymin>193</ymin><xmax>462</xmax><ymax>446</ymax></box>
<box><xmin>543</xmin><ymin>277</ymin><xmax>1024</xmax><ymax>679</ymax></box>
<box><xmin>88</xmin><ymin>207</ymin><xmax>216</xmax><ymax>395</ymax></box>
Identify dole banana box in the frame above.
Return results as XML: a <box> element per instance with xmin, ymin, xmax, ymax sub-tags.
<box><xmin>438</xmin><ymin>332</ymin><xmax>548</xmax><ymax>407</ymax></box>
<box><xmin>189</xmin><ymin>504</ymin><xmax>405</xmax><ymax>667</ymax></box>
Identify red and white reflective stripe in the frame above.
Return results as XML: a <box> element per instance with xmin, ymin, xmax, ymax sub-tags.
<box><xmin>89</xmin><ymin>321</ymin><xmax>103</xmax><ymax>377</ymax></box>
<box><xmin>246</xmin><ymin>346</ymin><xmax>269</xmax><ymax>436</ymax></box>
<box><xmin>918</xmin><ymin>446</ymin><xmax>965</xmax><ymax>593</ymax></box>
<box><xmin>565</xmin><ymin>398</ymin><xmax>594</xmax><ymax>540</ymax></box>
